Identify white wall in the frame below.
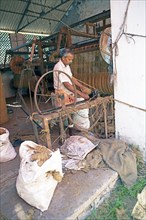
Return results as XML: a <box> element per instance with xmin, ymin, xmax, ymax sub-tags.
<box><xmin>110</xmin><ymin>0</ymin><xmax>146</xmax><ymax>160</ymax></box>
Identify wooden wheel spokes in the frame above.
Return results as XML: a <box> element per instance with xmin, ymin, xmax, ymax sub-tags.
<box><xmin>34</xmin><ymin>70</ymin><xmax>77</xmax><ymax>115</ymax></box>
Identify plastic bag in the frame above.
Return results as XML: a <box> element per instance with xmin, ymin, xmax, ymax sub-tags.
<box><xmin>16</xmin><ymin>141</ymin><xmax>63</xmax><ymax>212</ymax></box>
<box><xmin>0</xmin><ymin>127</ymin><xmax>17</xmax><ymax>162</ymax></box>
<box><xmin>61</xmin><ymin>135</ymin><xmax>96</xmax><ymax>170</ymax></box>
<box><xmin>73</xmin><ymin>98</ymin><xmax>90</xmax><ymax>129</ymax></box>
<box><xmin>132</xmin><ymin>186</ymin><xmax>146</xmax><ymax>220</ymax></box>
<box><xmin>73</xmin><ymin>109</ymin><xmax>90</xmax><ymax>129</ymax></box>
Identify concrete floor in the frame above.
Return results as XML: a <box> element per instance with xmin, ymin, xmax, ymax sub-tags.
<box><xmin>0</xmin><ymin>96</ymin><xmax>118</xmax><ymax>220</ymax></box>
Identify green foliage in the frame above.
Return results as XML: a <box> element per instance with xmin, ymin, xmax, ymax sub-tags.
<box><xmin>86</xmin><ymin>146</ymin><xmax>146</xmax><ymax>220</ymax></box>
<box><xmin>86</xmin><ymin>176</ymin><xmax>146</xmax><ymax>220</ymax></box>
<box><xmin>128</xmin><ymin>178</ymin><xmax>146</xmax><ymax>197</ymax></box>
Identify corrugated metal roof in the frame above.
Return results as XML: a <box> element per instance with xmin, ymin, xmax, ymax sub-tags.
<box><xmin>0</xmin><ymin>0</ymin><xmax>74</xmax><ymax>35</ymax></box>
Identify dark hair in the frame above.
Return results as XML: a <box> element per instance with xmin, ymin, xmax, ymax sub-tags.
<box><xmin>60</xmin><ymin>48</ymin><xmax>73</xmax><ymax>58</ymax></box>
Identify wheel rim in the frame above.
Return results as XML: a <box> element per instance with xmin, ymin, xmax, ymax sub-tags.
<box><xmin>34</xmin><ymin>70</ymin><xmax>77</xmax><ymax>114</ymax></box>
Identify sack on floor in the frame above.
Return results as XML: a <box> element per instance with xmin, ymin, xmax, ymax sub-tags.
<box><xmin>0</xmin><ymin>127</ymin><xmax>17</xmax><ymax>162</ymax></box>
<box><xmin>16</xmin><ymin>141</ymin><xmax>63</xmax><ymax>212</ymax></box>
<box><xmin>132</xmin><ymin>186</ymin><xmax>146</xmax><ymax>220</ymax></box>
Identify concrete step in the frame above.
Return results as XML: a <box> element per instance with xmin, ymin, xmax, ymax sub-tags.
<box><xmin>0</xmin><ymin>155</ymin><xmax>118</xmax><ymax>220</ymax></box>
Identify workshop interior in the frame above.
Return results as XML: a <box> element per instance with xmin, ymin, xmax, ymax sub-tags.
<box><xmin>0</xmin><ymin>1</ymin><xmax>114</xmax><ymax>145</ymax></box>
<box><xmin>1</xmin><ymin>1</ymin><xmax>145</xmax><ymax>219</ymax></box>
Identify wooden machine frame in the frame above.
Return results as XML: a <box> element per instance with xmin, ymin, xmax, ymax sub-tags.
<box><xmin>31</xmin><ymin>95</ymin><xmax>113</xmax><ymax>149</ymax></box>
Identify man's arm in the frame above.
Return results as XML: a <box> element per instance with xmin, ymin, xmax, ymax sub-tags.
<box><xmin>63</xmin><ymin>81</ymin><xmax>89</xmax><ymax>100</ymax></box>
<box><xmin>72</xmin><ymin>77</ymin><xmax>85</xmax><ymax>89</ymax></box>
<box><xmin>72</xmin><ymin>77</ymin><xmax>92</xmax><ymax>94</ymax></box>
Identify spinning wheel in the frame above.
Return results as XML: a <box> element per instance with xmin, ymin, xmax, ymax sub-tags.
<box><xmin>33</xmin><ymin>70</ymin><xmax>113</xmax><ymax>146</ymax></box>
<box><xmin>33</xmin><ymin>70</ymin><xmax>103</xmax><ymax>133</ymax></box>
<box><xmin>9</xmin><ymin>56</ymin><xmax>25</xmax><ymax>74</ymax></box>
<box><xmin>34</xmin><ymin>70</ymin><xmax>77</xmax><ymax>115</ymax></box>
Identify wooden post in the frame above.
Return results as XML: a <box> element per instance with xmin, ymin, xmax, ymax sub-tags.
<box><xmin>0</xmin><ymin>73</ymin><xmax>8</xmax><ymax>124</ymax></box>
<box><xmin>31</xmin><ymin>121</ymin><xmax>40</xmax><ymax>144</ymax></box>
<box><xmin>103</xmin><ymin>103</ymin><xmax>108</xmax><ymax>138</ymax></box>
<box><xmin>42</xmin><ymin>118</ymin><xmax>51</xmax><ymax>149</ymax></box>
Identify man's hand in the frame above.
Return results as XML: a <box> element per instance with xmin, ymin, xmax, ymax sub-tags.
<box><xmin>63</xmin><ymin>81</ymin><xmax>89</xmax><ymax>100</ymax></box>
<box><xmin>81</xmin><ymin>87</ymin><xmax>92</xmax><ymax>94</ymax></box>
<box><xmin>72</xmin><ymin>77</ymin><xmax>92</xmax><ymax>94</ymax></box>
<box><xmin>81</xmin><ymin>93</ymin><xmax>90</xmax><ymax>100</ymax></box>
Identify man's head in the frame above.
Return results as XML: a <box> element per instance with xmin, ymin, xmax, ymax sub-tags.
<box><xmin>60</xmin><ymin>48</ymin><xmax>74</xmax><ymax>66</ymax></box>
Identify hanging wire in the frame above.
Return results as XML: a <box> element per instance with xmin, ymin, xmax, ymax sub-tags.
<box><xmin>110</xmin><ymin>0</ymin><xmax>131</xmax><ymax>78</ymax></box>
<box><xmin>123</xmin><ymin>32</ymin><xmax>146</xmax><ymax>38</ymax></box>
<box><xmin>112</xmin><ymin>0</ymin><xmax>131</xmax><ymax>50</ymax></box>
